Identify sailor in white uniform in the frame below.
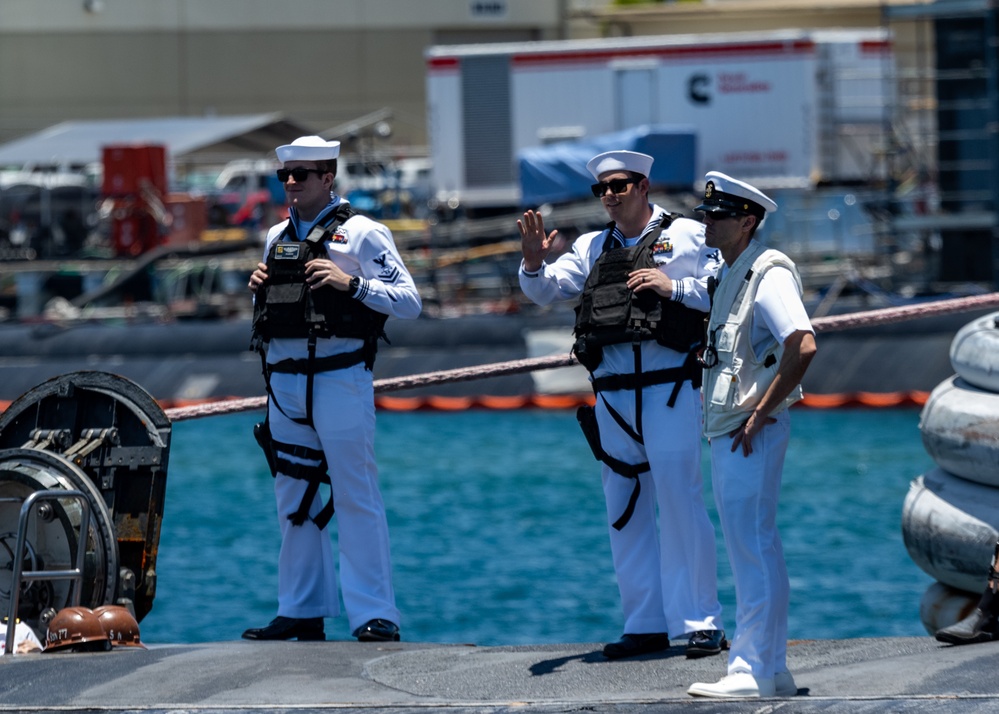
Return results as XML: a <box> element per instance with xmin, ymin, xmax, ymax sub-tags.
<box><xmin>687</xmin><ymin>172</ymin><xmax>816</xmax><ymax>699</ymax></box>
<box><xmin>519</xmin><ymin>150</ymin><xmax>725</xmax><ymax>660</ymax></box>
<box><xmin>0</xmin><ymin>620</ymin><xmax>42</xmax><ymax>655</ymax></box>
<box><xmin>244</xmin><ymin>136</ymin><xmax>421</xmax><ymax>643</ymax></box>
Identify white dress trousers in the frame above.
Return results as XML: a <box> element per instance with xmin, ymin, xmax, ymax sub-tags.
<box><xmin>710</xmin><ymin>408</ymin><xmax>791</xmax><ymax>679</ymax></box>
<box><xmin>597</xmin><ymin>373</ymin><xmax>723</xmax><ymax>637</ymax></box>
<box><xmin>268</xmin><ymin>364</ymin><xmax>400</xmax><ymax>632</ymax></box>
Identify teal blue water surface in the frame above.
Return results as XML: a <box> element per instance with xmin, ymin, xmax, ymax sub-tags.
<box><xmin>142</xmin><ymin>407</ymin><xmax>936</xmax><ymax>645</ymax></box>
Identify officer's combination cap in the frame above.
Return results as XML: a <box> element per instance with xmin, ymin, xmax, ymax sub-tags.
<box><xmin>695</xmin><ymin>171</ymin><xmax>778</xmax><ymax>220</ymax></box>
<box><xmin>586</xmin><ymin>151</ymin><xmax>654</xmax><ymax>181</ymax></box>
<box><xmin>276</xmin><ymin>136</ymin><xmax>341</xmax><ymax>163</ymax></box>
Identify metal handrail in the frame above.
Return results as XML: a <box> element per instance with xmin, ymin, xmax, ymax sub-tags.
<box><xmin>1</xmin><ymin>490</ymin><xmax>91</xmax><ymax>656</ymax></box>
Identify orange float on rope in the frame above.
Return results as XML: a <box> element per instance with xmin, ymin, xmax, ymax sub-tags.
<box><xmin>531</xmin><ymin>394</ymin><xmax>594</xmax><ymax>409</ymax></box>
<box><xmin>426</xmin><ymin>395</ymin><xmax>476</xmax><ymax>411</ymax></box>
<box><xmin>477</xmin><ymin>395</ymin><xmax>531</xmax><ymax>410</ymax></box>
<box><xmin>798</xmin><ymin>393</ymin><xmax>854</xmax><ymax>409</ymax></box>
<box><xmin>375</xmin><ymin>396</ymin><xmax>426</xmax><ymax>411</ymax></box>
<box><xmin>854</xmin><ymin>391</ymin><xmax>909</xmax><ymax>408</ymax></box>
<box><xmin>797</xmin><ymin>391</ymin><xmax>928</xmax><ymax>409</ymax></box>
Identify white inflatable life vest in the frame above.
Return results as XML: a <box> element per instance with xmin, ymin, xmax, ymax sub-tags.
<box><xmin>703</xmin><ymin>240</ymin><xmax>804</xmax><ymax>438</ymax></box>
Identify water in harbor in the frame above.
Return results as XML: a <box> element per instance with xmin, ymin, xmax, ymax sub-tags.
<box><xmin>141</xmin><ymin>407</ymin><xmax>936</xmax><ymax>645</ymax></box>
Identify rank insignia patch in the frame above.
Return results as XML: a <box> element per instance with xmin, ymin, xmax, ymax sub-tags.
<box><xmin>373</xmin><ymin>251</ymin><xmax>401</xmax><ymax>283</ymax></box>
<box><xmin>652</xmin><ymin>240</ymin><xmax>673</xmax><ymax>256</ymax></box>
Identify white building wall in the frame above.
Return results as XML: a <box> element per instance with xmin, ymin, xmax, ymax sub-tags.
<box><xmin>0</xmin><ymin>0</ymin><xmax>561</xmax><ymax>32</ymax></box>
<box><xmin>0</xmin><ymin>0</ymin><xmax>569</xmax><ymax>153</ymax></box>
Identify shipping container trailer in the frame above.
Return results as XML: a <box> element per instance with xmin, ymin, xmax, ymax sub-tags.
<box><xmin>426</xmin><ymin>29</ymin><xmax>893</xmax><ymax>209</ymax></box>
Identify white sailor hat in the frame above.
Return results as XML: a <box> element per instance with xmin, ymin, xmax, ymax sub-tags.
<box><xmin>586</xmin><ymin>150</ymin><xmax>654</xmax><ymax>180</ymax></box>
<box><xmin>275</xmin><ymin>136</ymin><xmax>341</xmax><ymax>163</ymax></box>
<box><xmin>695</xmin><ymin>171</ymin><xmax>777</xmax><ymax>220</ymax></box>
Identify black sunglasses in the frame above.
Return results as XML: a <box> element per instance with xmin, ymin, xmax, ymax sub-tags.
<box><xmin>276</xmin><ymin>167</ymin><xmax>328</xmax><ymax>183</ymax></box>
<box><xmin>590</xmin><ymin>177</ymin><xmax>639</xmax><ymax>198</ymax></box>
<box><xmin>698</xmin><ymin>324</ymin><xmax>725</xmax><ymax>368</ymax></box>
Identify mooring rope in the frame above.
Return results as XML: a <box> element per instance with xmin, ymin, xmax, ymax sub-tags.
<box><xmin>808</xmin><ymin>292</ymin><xmax>999</xmax><ymax>332</ymax></box>
<box><xmin>163</xmin><ymin>292</ymin><xmax>999</xmax><ymax>422</ymax></box>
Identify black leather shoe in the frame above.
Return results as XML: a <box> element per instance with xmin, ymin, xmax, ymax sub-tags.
<box><xmin>242</xmin><ymin>616</ymin><xmax>325</xmax><ymax>641</ymax></box>
<box><xmin>686</xmin><ymin>629</ymin><xmax>727</xmax><ymax>659</ymax></box>
<box><xmin>352</xmin><ymin>618</ymin><xmax>400</xmax><ymax>642</ymax></box>
<box><xmin>602</xmin><ymin>632</ymin><xmax>669</xmax><ymax>659</ymax></box>
<box><xmin>936</xmin><ymin>609</ymin><xmax>999</xmax><ymax>645</ymax></box>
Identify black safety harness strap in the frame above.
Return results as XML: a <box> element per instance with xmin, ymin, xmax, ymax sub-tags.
<box><xmin>271</xmin><ymin>437</ymin><xmax>325</xmax><ymax>463</ymax></box>
<box><xmin>591</xmin><ymin>349</ymin><xmax>703</xmax><ymax>407</ymax></box>
<box><xmin>598</xmin><ymin>398</ymin><xmax>647</xmax><ymax>530</ymax></box>
<box><xmin>589</xmin><ymin>350</ymin><xmax>700</xmax><ymax>530</ymax></box>
<box><xmin>271</xmin><ymin>437</ymin><xmax>336</xmax><ymax>530</ymax></box>
<box><xmin>268</xmin><ymin>345</ymin><xmax>368</xmax><ymax>376</ymax></box>
<box><xmin>601</xmin><ymin>396</ymin><xmax>643</xmax><ymax>445</ymax></box>
<box><xmin>576</xmin><ymin>404</ymin><xmax>649</xmax><ymax>531</ymax></box>
<box><xmin>263</xmin><ymin>342</ymin><xmax>368</xmax><ymax>428</ymax></box>
<box><xmin>594</xmin><ymin>355</ymin><xmax>700</xmax><ymax>531</ymax></box>
<box><xmin>609</xmin><ymin>467</ymin><xmax>647</xmax><ymax>532</ymax></box>
<box><xmin>632</xmin><ymin>328</ymin><xmax>645</xmax><ymax>436</ymax></box>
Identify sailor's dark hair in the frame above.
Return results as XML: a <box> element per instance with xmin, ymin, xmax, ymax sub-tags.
<box><xmin>313</xmin><ymin>159</ymin><xmax>338</xmax><ymax>178</ymax></box>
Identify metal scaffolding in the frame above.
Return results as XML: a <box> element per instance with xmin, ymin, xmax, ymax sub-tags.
<box><xmin>882</xmin><ymin>0</ymin><xmax>999</xmax><ymax>290</ymax></box>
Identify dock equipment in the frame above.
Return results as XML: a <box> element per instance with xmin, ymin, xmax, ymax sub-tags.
<box><xmin>0</xmin><ymin>371</ymin><xmax>171</xmax><ymax>650</ymax></box>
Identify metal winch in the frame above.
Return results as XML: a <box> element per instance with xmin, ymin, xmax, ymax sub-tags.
<box><xmin>0</xmin><ymin>371</ymin><xmax>171</xmax><ymax>643</ymax></box>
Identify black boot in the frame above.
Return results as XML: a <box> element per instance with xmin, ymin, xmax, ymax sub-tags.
<box><xmin>935</xmin><ymin>609</ymin><xmax>999</xmax><ymax>645</ymax></box>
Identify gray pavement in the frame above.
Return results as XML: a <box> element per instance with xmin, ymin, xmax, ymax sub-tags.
<box><xmin>2</xmin><ymin>637</ymin><xmax>999</xmax><ymax>713</ymax></box>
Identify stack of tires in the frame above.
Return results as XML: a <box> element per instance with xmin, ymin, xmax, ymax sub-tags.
<box><xmin>903</xmin><ymin>311</ymin><xmax>999</xmax><ymax>633</ymax></box>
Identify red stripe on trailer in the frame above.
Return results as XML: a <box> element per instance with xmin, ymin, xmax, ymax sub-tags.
<box><xmin>510</xmin><ymin>40</ymin><xmax>816</xmax><ymax>67</ymax></box>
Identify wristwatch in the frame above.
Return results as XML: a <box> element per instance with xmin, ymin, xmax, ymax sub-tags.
<box><xmin>348</xmin><ymin>275</ymin><xmax>361</xmax><ymax>296</ymax></box>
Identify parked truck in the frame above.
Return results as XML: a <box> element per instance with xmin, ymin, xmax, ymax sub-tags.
<box><xmin>425</xmin><ymin>29</ymin><xmax>892</xmax><ymax>210</ymax></box>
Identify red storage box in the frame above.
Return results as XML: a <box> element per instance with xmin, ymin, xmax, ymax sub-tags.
<box><xmin>102</xmin><ymin>144</ymin><xmax>167</xmax><ymax>198</ymax></box>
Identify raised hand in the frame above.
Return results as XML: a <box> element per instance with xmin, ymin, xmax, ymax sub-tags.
<box><xmin>518</xmin><ymin>209</ymin><xmax>559</xmax><ymax>273</ymax></box>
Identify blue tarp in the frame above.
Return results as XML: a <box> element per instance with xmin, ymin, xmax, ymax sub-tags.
<box><xmin>517</xmin><ymin>125</ymin><xmax>697</xmax><ymax>207</ymax></box>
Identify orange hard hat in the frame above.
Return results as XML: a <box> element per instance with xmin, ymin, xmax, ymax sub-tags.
<box><xmin>43</xmin><ymin>607</ymin><xmax>110</xmax><ymax>653</ymax></box>
<box><xmin>93</xmin><ymin>605</ymin><xmax>146</xmax><ymax>649</ymax></box>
